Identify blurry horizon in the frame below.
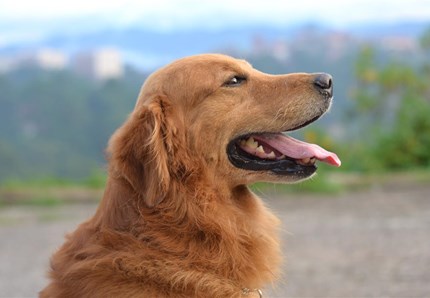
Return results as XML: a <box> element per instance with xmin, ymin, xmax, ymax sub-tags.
<box><xmin>2</xmin><ymin>0</ymin><xmax>430</xmax><ymax>49</ymax></box>
<box><xmin>2</xmin><ymin>6</ymin><xmax>430</xmax><ymax>71</ymax></box>
<box><xmin>1</xmin><ymin>0</ymin><xmax>430</xmax><ymax>68</ymax></box>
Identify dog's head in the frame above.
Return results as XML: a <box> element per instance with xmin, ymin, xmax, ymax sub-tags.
<box><xmin>109</xmin><ymin>54</ymin><xmax>340</xmax><ymax>206</ymax></box>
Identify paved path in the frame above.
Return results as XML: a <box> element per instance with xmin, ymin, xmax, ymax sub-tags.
<box><xmin>1</xmin><ymin>185</ymin><xmax>429</xmax><ymax>298</ymax></box>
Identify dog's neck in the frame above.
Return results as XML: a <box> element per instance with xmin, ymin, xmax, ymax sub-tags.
<box><xmin>93</xmin><ymin>174</ymin><xmax>281</xmax><ymax>296</ymax></box>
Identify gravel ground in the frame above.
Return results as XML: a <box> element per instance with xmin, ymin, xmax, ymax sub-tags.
<box><xmin>0</xmin><ymin>185</ymin><xmax>429</xmax><ymax>298</ymax></box>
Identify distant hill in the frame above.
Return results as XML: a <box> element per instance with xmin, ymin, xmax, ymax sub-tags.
<box><xmin>1</xmin><ymin>21</ymin><xmax>429</xmax><ymax>69</ymax></box>
<box><xmin>348</xmin><ymin>21</ymin><xmax>430</xmax><ymax>38</ymax></box>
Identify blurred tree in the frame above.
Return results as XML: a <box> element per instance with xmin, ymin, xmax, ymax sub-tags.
<box><xmin>420</xmin><ymin>27</ymin><xmax>430</xmax><ymax>53</ymax></box>
<box><xmin>349</xmin><ymin>30</ymin><xmax>430</xmax><ymax>171</ymax></box>
<box><xmin>0</xmin><ymin>67</ymin><xmax>144</xmax><ymax>183</ymax></box>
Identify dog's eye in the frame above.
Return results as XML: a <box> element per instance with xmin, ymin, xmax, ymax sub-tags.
<box><xmin>224</xmin><ymin>76</ymin><xmax>246</xmax><ymax>87</ymax></box>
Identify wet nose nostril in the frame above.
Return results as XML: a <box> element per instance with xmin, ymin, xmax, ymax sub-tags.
<box><xmin>314</xmin><ymin>73</ymin><xmax>332</xmax><ymax>89</ymax></box>
<box><xmin>313</xmin><ymin>73</ymin><xmax>333</xmax><ymax>97</ymax></box>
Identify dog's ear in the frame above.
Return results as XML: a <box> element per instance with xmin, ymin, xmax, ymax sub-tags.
<box><xmin>108</xmin><ymin>96</ymin><xmax>174</xmax><ymax>207</ymax></box>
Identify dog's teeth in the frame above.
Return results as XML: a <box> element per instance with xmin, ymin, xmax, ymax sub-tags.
<box><xmin>297</xmin><ymin>157</ymin><xmax>316</xmax><ymax>165</ymax></box>
<box><xmin>246</xmin><ymin>137</ymin><xmax>258</xmax><ymax>149</ymax></box>
<box><xmin>302</xmin><ymin>157</ymin><xmax>310</xmax><ymax>164</ymax></box>
<box><xmin>279</xmin><ymin>155</ymin><xmax>286</xmax><ymax>160</ymax></box>
<box><xmin>256</xmin><ymin>145</ymin><xmax>264</xmax><ymax>153</ymax></box>
<box><xmin>267</xmin><ymin>151</ymin><xmax>276</xmax><ymax>159</ymax></box>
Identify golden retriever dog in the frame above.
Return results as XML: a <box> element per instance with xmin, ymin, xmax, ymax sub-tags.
<box><xmin>40</xmin><ymin>54</ymin><xmax>340</xmax><ymax>298</ymax></box>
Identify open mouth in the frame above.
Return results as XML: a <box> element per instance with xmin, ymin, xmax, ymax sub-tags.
<box><xmin>227</xmin><ymin>123</ymin><xmax>341</xmax><ymax>178</ymax></box>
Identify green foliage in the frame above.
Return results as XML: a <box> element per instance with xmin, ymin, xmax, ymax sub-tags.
<box><xmin>1</xmin><ymin>177</ymin><xmax>75</xmax><ymax>189</ymax></box>
<box><xmin>20</xmin><ymin>196</ymin><xmax>64</xmax><ymax>207</ymax></box>
<box><xmin>83</xmin><ymin>169</ymin><xmax>107</xmax><ymax>188</ymax></box>
<box><xmin>420</xmin><ymin>27</ymin><xmax>430</xmax><ymax>52</ymax></box>
<box><xmin>372</xmin><ymin>96</ymin><xmax>430</xmax><ymax>169</ymax></box>
<box><xmin>348</xmin><ymin>32</ymin><xmax>430</xmax><ymax>172</ymax></box>
<box><xmin>0</xmin><ymin>67</ymin><xmax>145</xmax><ymax>183</ymax></box>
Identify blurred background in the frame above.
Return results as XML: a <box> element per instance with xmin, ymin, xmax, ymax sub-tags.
<box><xmin>0</xmin><ymin>0</ymin><xmax>429</xmax><ymax>297</ymax></box>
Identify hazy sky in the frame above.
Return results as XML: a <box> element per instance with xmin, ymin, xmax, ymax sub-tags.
<box><xmin>2</xmin><ymin>0</ymin><xmax>430</xmax><ymax>28</ymax></box>
<box><xmin>1</xmin><ymin>0</ymin><xmax>430</xmax><ymax>46</ymax></box>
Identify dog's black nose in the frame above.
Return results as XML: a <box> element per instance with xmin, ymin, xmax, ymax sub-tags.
<box><xmin>313</xmin><ymin>73</ymin><xmax>333</xmax><ymax>98</ymax></box>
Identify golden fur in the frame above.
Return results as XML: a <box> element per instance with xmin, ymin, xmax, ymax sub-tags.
<box><xmin>40</xmin><ymin>54</ymin><xmax>332</xmax><ymax>297</ymax></box>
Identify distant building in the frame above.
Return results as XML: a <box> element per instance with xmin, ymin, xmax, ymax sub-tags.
<box><xmin>326</xmin><ymin>32</ymin><xmax>354</xmax><ymax>61</ymax></box>
<box><xmin>32</xmin><ymin>49</ymin><xmax>67</xmax><ymax>69</ymax></box>
<box><xmin>380</xmin><ymin>36</ymin><xmax>418</xmax><ymax>54</ymax></box>
<box><xmin>72</xmin><ymin>48</ymin><xmax>124</xmax><ymax>81</ymax></box>
<box><xmin>0</xmin><ymin>48</ymin><xmax>67</xmax><ymax>72</ymax></box>
<box><xmin>251</xmin><ymin>36</ymin><xmax>290</xmax><ymax>62</ymax></box>
<box><xmin>272</xmin><ymin>40</ymin><xmax>290</xmax><ymax>62</ymax></box>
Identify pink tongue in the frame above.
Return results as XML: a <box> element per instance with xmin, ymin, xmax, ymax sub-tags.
<box><xmin>254</xmin><ymin>134</ymin><xmax>341</xmax><ymax>167</ymax></box>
